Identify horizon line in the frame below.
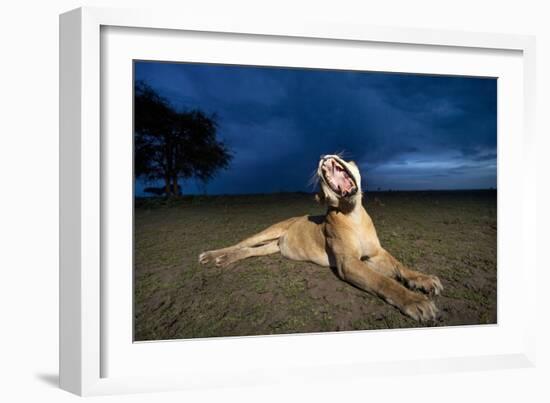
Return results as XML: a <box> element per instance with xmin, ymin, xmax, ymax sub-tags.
<box><xmin>135</xmin><ymin>188</ymin><xmax>497</xmax><ymax>198</ymax></box>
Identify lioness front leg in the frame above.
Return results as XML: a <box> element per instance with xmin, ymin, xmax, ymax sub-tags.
<box><xmin>367</xmin><ymin>249</ymin><xmax>443</xmax><ymax>296</ymax></box>
<box><xmin>337</xmin><ymin>255</ymin><xmax>438</xmax><ymax>322</ymax></box>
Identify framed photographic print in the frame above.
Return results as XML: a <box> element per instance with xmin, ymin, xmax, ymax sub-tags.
<box><xmin>60</xmin><ymin>6</ymin><xmax>537</xmax><ymax>396</ymax></box>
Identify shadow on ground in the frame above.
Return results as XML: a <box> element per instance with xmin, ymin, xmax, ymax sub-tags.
<box><xmin>35</xmin><ymin>373</ymin><xmax>59</xmax><ymax>388</ymax></box>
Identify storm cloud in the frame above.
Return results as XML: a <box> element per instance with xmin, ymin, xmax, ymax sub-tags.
<box><xmin>134</xmin><ymin>61</ymin><xmax>496</xmax><ymax>195</ymax></box>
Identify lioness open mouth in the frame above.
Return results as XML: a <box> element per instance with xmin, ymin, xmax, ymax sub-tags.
<box><xmin>321</xmin><ymin>157</ymin><xmax>357</xmax><ymax>197</ymax></box>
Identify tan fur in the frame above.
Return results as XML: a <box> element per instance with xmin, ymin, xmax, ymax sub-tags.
<box><xmin>199</xmin><ymin>155</ymin><xmax>443</xmax><ymax>322</ymax></box>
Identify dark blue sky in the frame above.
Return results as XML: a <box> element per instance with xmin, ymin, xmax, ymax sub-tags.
<box><xmin>134</xmin><ymin>61</ymin><xmax>497</xmax><ymax>195</ymax></box>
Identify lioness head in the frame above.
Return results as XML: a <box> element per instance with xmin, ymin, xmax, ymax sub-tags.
<box><xmin>316</xmin><ymin>154</ymin><xmax>361</xmax><ymax>211</ymax></box>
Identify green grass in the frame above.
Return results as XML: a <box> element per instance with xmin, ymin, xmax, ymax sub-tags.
<box><xmin>134</xmin><ymin>190</ymin><xmax>497</xmax><ymax>341</ymax></box>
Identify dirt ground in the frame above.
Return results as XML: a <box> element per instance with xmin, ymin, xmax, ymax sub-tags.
<box><xmin>134</xmin><ymin>190</ymin><xmax>497</xmax><ymax>341</ymax></box>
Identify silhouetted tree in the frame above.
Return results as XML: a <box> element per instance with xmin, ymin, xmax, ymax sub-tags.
<box><xmin>134</xmin><ymin>81</ymin><xmax>232</xmax><ymax>196</ymax></box>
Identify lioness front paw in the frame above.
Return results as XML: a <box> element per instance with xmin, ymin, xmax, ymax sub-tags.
<box><xmin>406</xmin><ymin>274</ymin><xmax>443</xmax><ymax>296</ymax></box>
<box><xmin>401</xmin><ymin>294</ymin><xmax>438</xmax><ymax>322</ymax></box>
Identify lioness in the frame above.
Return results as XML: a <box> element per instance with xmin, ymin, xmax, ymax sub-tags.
<box><xmin>199</xmin><ymin>155</ymin><xmax>443</xmax><ymax>321</ymax></box>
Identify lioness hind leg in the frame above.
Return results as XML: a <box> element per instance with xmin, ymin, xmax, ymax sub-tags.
<box><xmin>199</xmin><ymin>217</ymin><xmax>298</xmax><ymax>266</ymax></box>
<box><xmin>367</xmin><ymin>248</ymin><xmax>443</xmax><ymax>296</ymax></box>
<box><xmin>199</xmin><ymin>247</ymin><xmax>233</xmax><ymax>265</ymax></box>
<box><xmin>214</xmin><ymin>241</ymin><xmax>280</xmax><ymax>268</ymax></box>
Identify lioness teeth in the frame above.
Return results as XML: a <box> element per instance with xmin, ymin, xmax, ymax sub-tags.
<box><xmin>322</xmin><ymin>158</ymin><xmax>355</xmax><ymax>196</ymax></box>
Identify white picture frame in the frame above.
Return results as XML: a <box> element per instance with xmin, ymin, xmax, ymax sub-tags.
<box><xmin>59</xmin><ymin>6</ymin><xmax>537</xmax><ymax>396</ymax></box>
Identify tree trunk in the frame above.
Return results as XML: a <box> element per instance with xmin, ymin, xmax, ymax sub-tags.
<box><xmin>164</xmin><ymin>175</ymin><xmax>171</xmax><ymax>196</ymax></box>
<box><xmin>172</xmin><ymin>175</ymin><xmax>179</xmax><ymax>195</ymax></box>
